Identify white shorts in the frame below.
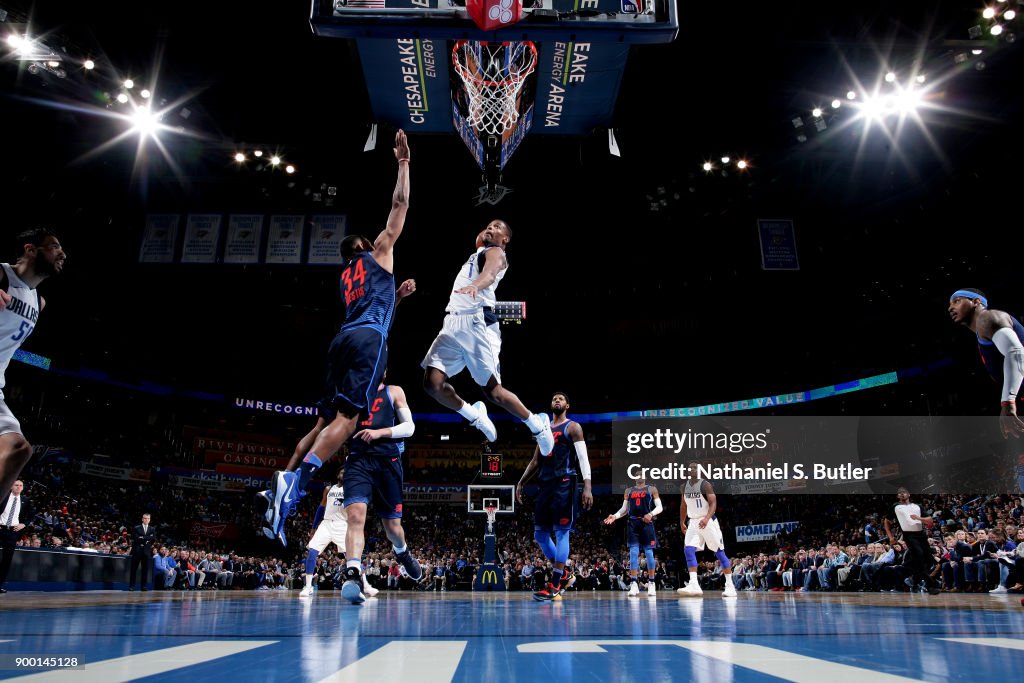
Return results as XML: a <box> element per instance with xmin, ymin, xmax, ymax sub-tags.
<box><xmin>684</xmin><ymin>517</ymin><xmax>725</xmax><ymax>552</ymax></box>
<box><xmin>0</xmin><ymin>398</ymin><xmax>22</xmax><ymax>437</ymax></box>
<box><xmin>420</xmin><ymin>312</ymin><xmax>502</xmax><ymax>386</ymax></box>
<box><xmin>307</xmin><ymin>520</ymin><xmax>348</xmax><ymax>554</ymax></box>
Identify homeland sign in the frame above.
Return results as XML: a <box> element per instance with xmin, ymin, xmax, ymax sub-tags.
<box><xmin>735</xmin><ymin>521</ymin><xmax>801</xmax><ymax>543</ymax></box>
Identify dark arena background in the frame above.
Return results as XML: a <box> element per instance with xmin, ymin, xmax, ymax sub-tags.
<box><xmin>0</xmin><ymin>1</ymin><xmax>1022</xmax><ymax>680</ymax></box>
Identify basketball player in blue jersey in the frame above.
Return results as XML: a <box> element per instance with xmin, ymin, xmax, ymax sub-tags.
<box><xmin>264</xmin><ymin>130</ymin><xmax>411</xmax><ymax>545</ymax></box>
<box><xmin>338</xmin><ymin>378</ymin><xmax>419</xmax><ymax>603</ymax></box>
<box><xmin>515</xmin><ymin>392</ymin><xmax>592</xmax><ymax>602</ymax></box>
<box><xmin>0</xmin><ymin>229</ymin><xmax>65</xmax><ymax>498</ymax></box>
<box><xmin>421</xmin><ymin>221</ymin><xmax>555</xmax><ymax>455</ymax></box>
<box><xmin>604</xmin><ymin>477</ymin><xmax>662</xmax><ymax>597</ymax></box>
<box><xmin>679</xmin><ymin>462</ymin><xmax>737</xmax><ymax>597</ymax></box>
<box><xmin>949</xmin><ymin>288</ymin><xmax>1024</xmax><ymax>492</ymax></box>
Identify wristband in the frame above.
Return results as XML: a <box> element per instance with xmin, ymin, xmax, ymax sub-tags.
<box><xmin>398</xmin><ymin>158</ymin><xmax>410</xmax><ymax>163</ymax></box>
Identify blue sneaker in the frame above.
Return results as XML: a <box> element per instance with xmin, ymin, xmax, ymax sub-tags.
<box><xmin>395</xmin><ymin>549</ymin><xmax>423</xmax><ymax>582</ymax></box>
<box><xmin>341</xmin><ymin>567</ymin><xmax>365</xmax><ymax>604</ymax></box>
<box><xmin>268</xmin><ymin>471</ymin><xmax>297</xmax><ymax>545</ymax></box>
<box><xmin>255</xmin><ymin>490</ymin><xmax>272</xmax><ymax>524</ymax></box>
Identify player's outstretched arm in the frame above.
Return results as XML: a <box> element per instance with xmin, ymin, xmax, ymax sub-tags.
<box><xmin>604</xmin><ymin>493</ymin><xmax>628</xmax><ymax>525</ymax></box>
<box><xmin>977</xmin><ymin>310</ymin><xmax>1024</xmax><ymax>438</ymax></box>
<box><xmin>372</xmin><ymin>130</ymin><xmax>411</xmax><ymax>273</ymax></box>
<box><xmin>516</xmin><ymin>448</ymin><xmax>540</xmax><ymax>504</ymax></box>
<box><xmin>454</xmin><ymin>247</ymin><xmax>507</xmax><ymax>298</ymax></box>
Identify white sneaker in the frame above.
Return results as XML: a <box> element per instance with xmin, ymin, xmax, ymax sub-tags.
<box><xmin>989</xmin><ymin>585</ymin><xmax>1008</xmax><ymax>594</ymax></box>
<box><xmin>363</xmin><ymin>581</ymin><xmax>379</xmax><ymax>598</ymax></box>
<box><xmin>299</xmin><ymin>585</ymin><xmax>314</xmax><ymax>598</ymax></box>
<box><xmin>723</xmin><ymin>582</ymin><xmax>738</xmax><ymax>598</ymax></box>
<box><xmin>627</xmin><ymin>582</ymin><xmax>640</xmax><ymax>597</ymax></box>
<box><xmin>677</xmin><ymin>581</ymin><xmax>703</xmax><ymax>597</ymax></box>
<box><xmin>470</xmin><ymin>401</ymin><xmax>497</xmax><ymax>442</ymax></box>
<box><xmin>533</xmin><ymin>412</ymin><xmax>554</xmax><ymax>456</ymax></box>
<box><xmin>647</xmin><ymin>582</ymin><xmax>657</xmax><ymax>597</ymax></box>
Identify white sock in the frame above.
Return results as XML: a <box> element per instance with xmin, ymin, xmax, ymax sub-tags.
<box><xmin>689</xmin><ymin>571</ymin><xmax>698</xmax><ymax>583</ymax></box>
<box><xmin>304</xmin><ymin>574</ymin><xmax>313</xmax><ymax>589</ymax></box>
<box><xmin>393</xmin><ymin>543</ymin><xmax>407</xmax><ymax>555</ymax></box>
<box><xmin>457</xmin><ymin>402</ymin><xmax>480</xmax><ymax>421</ymax></box>
<box><xmin>523</xmin><ymin>413</ymin><xmax>542</xmax><ymax>433</ymax></box>
<box><xmin>346</xmin><ymin>559</ymin><xmax>361</xmax><ymax>571</ymax></box>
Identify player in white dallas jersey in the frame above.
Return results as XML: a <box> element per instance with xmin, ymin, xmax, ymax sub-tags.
<box><xmin>421</xmin><ymin>220</ymin><xmax>554</xmax><ymax>454</ymax></box>
<box><xmin>678</xmin><ymin>462</ymin><xmax>737</xmax><ymax>598</ymax></box>
<box><xmin>299</xmin><ymin>467</ymin><xmax>378</xmax><ymax>598</ymax></box>
<box><xmin>0</xmin><ymin>229</ymin><xmax>66</xmax><ymax>497</ymax></box>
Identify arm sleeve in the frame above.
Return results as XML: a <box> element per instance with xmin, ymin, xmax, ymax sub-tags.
<box><xmin>612</xmin><ymin>500</ymin><xmax>629</xmax><ymax>520</ymax></box>
<box><xmin>574</xmin><ymin>440</ymin><xmax>592</xmax><ymax>481</ymax></box>
<box><xmin>651</xmin><ymin>497</ymin><xmax>664</xmax><ymax>517</ymax></box>
<box><xmin>992</xmin><ymin>327</ymin><xmax>1024</xmax><ymax>403</ymax></box>
<box><xmin>389</xmin><ymin>406</ymin><xmax>416</xmax><ymax>439</ymax></box>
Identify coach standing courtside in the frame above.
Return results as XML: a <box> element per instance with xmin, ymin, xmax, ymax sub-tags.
<box><xmin>128</xmin><ymin>513</ymin><xmax>156</xmax><ymax>591</ymax></box>
<box><xmin>0</xmin><ymin>480</ymin><xmax>32</xmax><ymax>593</ymax></box>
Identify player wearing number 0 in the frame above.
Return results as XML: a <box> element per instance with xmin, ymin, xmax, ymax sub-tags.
<box><xmin>604</xmin><ymin>477</ymin><xmax>661</xmax><ymax>597</ymax></box>
<box><xmin>516</xmin><ymin>392</ymin><xmax>593</xmax><ymax>602</ymax></box>
<box><xmin>0</xmin><ymin>229</ymin><xmax>66</xmax><ymax>498</ymax></box>
<box><xmin>263</xmin><ymin>130</ymin><xmax>410</xmax><ymax>547</ymax></box>
<box><xmin>678</xmin><ymin>462</ymin><xmax>737</xmax><ymax>597</ymax></box>
<box><xmin>299</xmin><ymin>467</ymin><xmax>378</xmax><ymax>599</ymax></box>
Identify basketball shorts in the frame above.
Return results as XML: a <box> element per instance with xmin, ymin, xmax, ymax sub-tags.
<box><xmin>344</xmin><ymin>452</ymin><xmax>404</xmax><ymax>519</ymax></box>
<box><xmin>421</xmin><ymin>311</ymin><xmax>502</xmax><ymax>386</ymax></box>
<box><xmin>685</xmin><ymin>516</ymin><xmax>725</xmax><ymax>552</ymax></box>
<box><xmin>0</xmin><ymin>398</ymin><xmax>22</xmax><ymax>437</ymax></box>
<box><xmin>627</xmin><ymin>517</ymin><xmax>658</xmax><ymax>548</ymax></box>
<box><xmin>534</xmin><ymin>476</ymin><xmax>577</xmax><ymax>532</ymax></box>
<box><xmin>308</xmin><ymin>519</ymin><xmax>349</xmax><ymax>554</ymax></box>
<box><xmin>317</xmin><ymin>326</ymin><xmax>387</xmax><ymax>419</ymax></box>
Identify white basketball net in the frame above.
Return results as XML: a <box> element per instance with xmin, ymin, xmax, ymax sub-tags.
<box><xmin>485</xmin><ymin>505</ymin><xmax>498</xmax><ymax>525</ymax></box>
<box><xmin>452</xmin><ymin>40</ymin><xmax>538</xmax><ymax>135</ymax></box>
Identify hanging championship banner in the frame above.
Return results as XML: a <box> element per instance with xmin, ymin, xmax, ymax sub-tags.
<box><xmin>224</xmin><ymin>214</ymin><xmax>264</xmax><ymax>264</ymax></box>
<box><xmin>758</xmin><ymin>218</ymin><xmax>800</xmax><ymax>270</ymax></box>
<box><xmin>139</xmin><ymin>214</ymin><xmax>180</xmax><ymax>263</ymax></box>
<box><xmin>181</xmin><ymin>214</ymin><xmax>222</xmax><ymax>263</ymax></box>
<box><xmin>265</xmin><ymin>215</ymin><xmax>305</xmax><ymax>264</ymax></box>
<box><xmin>307</xmin><ymin>215</ymin><xmax>347</xmax><ymax>264</ymax></box>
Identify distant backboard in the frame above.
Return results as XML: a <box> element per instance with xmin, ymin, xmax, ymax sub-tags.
<box><xmin>311</xmin><ymin>0</ymin><xmax>678</xmax><ymax>189</ymax></box>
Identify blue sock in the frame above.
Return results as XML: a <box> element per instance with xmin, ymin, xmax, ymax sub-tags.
<box><xmin>551</xmin><ymin>568</ymin><xmax>564</xmax><ymax>588</ymax></box>
<box><xmin>629</xmin><ymin>545</ymin><xmax>640</xmax><ymax>573</ymax></box>
<box><xmin>645</xmin><ymin>547</ymin><xmax>656</xmax><ymax>571</ymax></box>
<box><xmin>533</xmin><ymin>530</ymin><xmax>557</xmax><ymax>560</ymax></box>
<box><xmin>554</xmin><ymin>529</ymin><xmax>570</xmax><ymax>564</ymax></box>
<box><xmin>305</xmin><ymin>549</ymin><xmax>319</xmax><ymax>576</ymax></box>
<box><xmin>297</xmin><ymin>453</ymin><xmax>322</xmax><ymax>492</ymax></box>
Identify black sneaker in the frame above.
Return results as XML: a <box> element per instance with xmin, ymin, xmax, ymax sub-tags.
<box><xmin>341</xmin><ymin>566</ymin><xmax>365</xmax><ymax>604</ymax></box>
<box><xmin>395</xmin><ymin>549</ymin><xmax>423</xmax><ymax>582</ymax></box>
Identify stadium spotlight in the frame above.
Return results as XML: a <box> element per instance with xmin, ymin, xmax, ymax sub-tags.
<box><xmin>124</xmin><ymin>79</ymin><xmax>134</xmax><ymax>89</ymax></box>
<box><xmin>285</xmin><ymin>164</ymin><xmax>296</xmax><ymax>174</ymax></box>
<box><xmin>83</xmin><ymin>59</ymin><xmax>95</xmax><ymax>70</ymax></box>
<box><xmin>736</xmin><ymin>160</ymin><xmax>748</xmax><ymax>170</ymax></box>
<box><xmin>831</xmin><ymin>99</ymin><xmax>841</xmax><ymax>109</ymax></box>
<box><xmin>812</xmin><ymin>107</ymin><xmax>823</xmax><ymax>118</ymax></box>
<box><xmin>984</xmin><ymin>8</ymin><xmax>997</xmax><ymax>19</ymax></box>
<box><xmin>253</xmin><ymin>150</ymin><xmax>264</xmax><ymax>158</ymax></box>
<box><xmin>721</xmin><ymin>156</ymin><xmax>730</xmax><ymax>164</ymax></box>
<box><xmin>991</xmin><ymin>24</ymin><xmax>1004</xmax><ymax>35</ymax></box>
<box><xmin>234</xmin><ymin>152</ymin><xmax>246</xmax><ymax>162</ymax></box>
<box><xmin>130</xmin><ymin>105</ymin><xmax>159</xmax><ymax>137</ymax></box>
<box><xmin>270</xmin><ymin>155</ymin><xmax>281</xmax><ymax>166</ymax></box>
<box><xmin>140</xmin><ymin>89</ymin><xmax>151</xmax><ymax>99</ymax></box>
<box><xmin>847</xmin><ymin>90</ymin><xmax>857</xmax><ymax>100</ymax></box>
<box><xmin>116</xmin><ymin>93</ymin><xmax>128</xmax><ymax>104</ymax></box>
<box><xmin>702</xmin><ymin>161</ymin><xmax>713</xmax><ymax>172</ymax></box>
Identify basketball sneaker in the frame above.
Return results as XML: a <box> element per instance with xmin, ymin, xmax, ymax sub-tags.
<box><xmin>299</xmin><ymin>585</ymin><xmax>314</xmax><ymax>598</ymax></box>
<box><xmin>533</xmin><ymin>582</ymin><xmax>560</xmax><ymax>602</ymax></box>
<box><xmin>627</xmin><ymin>581</ymin><xmax>640</xmax><ymax>597</ymax></box>
<box><xmin>470</xmin><ymin>401</ymin><xmax>497</xmax><ymax>442</ymax></box>
<box><xmin>533</xmin><ymin>412</ymin><xmax>554</xmax><ymax>456</ymax></box>
<box><xmin>677</xmin><ymin>581</ymin><xmax>703</xmax><ymax>597</ymax></box>
<box><xmin>268</xmin><ymin>471</ymin><xmax>297</xmax><ymax>545</ymax></box>
<box><xmin>647</xmin><ymin>581</ymin><xmax>657</xmax><ymax>597</ymax></box>
<box><xmin>363</xmin><ymin>577</ymin><xmax>380</xmax><ymax>598</ymax></box>
<box><xmin>723</xmin><ymin>581</ymin><xmax>738</xmax><ymax>598</ymax></box>
<box><xmin>395</xmin><ymin>549</ymin><xmax>423</xmax><ymax>582</ymax></box>
<box><xmin>341</xmin><ymin>567</ymin><xmax>366</xmax><ymax>604</ymax></box>
<box><xmin>255</xmin><ymin>490</ymin><xmax>271</xmax><ymax>523</ymax></box>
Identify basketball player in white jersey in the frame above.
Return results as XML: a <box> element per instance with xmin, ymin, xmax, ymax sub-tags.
<box><xmin>678</xmin><ymin>462</ymin><xmax>737</xmax><ymax>597</ymax></box>
<box><xmin>0</xmin><ymin>229</ymin><xmax>65</xmax><ymax>497</ymax></box>
<box><xmin>299</xmin><ymin>467</ymin><xmax>378</xmax><ymax>598</ymax></box>
<box><xmin>421</xmin><ymin>220</ymin><xmax>554</xmax><ymax>454</ymax></box>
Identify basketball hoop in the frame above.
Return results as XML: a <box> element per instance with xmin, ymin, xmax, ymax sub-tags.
<box><xmin>452</xmin><ymin>40</ymin><xmax>538</xmax><ymax>136</ymax></box>
<box><xmin>484</xmin><ymin>505</ymin><xmax>498</xmax><ymax>525</ymax></box>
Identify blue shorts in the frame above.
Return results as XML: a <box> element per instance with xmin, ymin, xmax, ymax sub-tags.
<box><xmin>627</xmin><ymin>517</ymin><xmax>658</xmax><ymax>548</ymax></box>
<box><xmin>316</xmin><ymin>326</ymin><xmax>387</xmax><ymax>419</ymax></box>
<box><xmin>343</xmin><ymin>452</ymin><xmax>404</xmax><ymax>519</ymax></box>
<box><xmin>534</xmin><ymin>476</ymin><xmax>577</xmax><ymax>532</ymax></box>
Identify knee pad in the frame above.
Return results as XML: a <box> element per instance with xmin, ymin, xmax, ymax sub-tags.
<box><xmin>714</xmin><ymin>549</ymin><xmax>731</xmax><ymax>569</ymax></box>
<box><xmin>684</xmin><ymin>546</ymin><xmax>698</xmax><ymax>567</ymax></box>
<box><xmin>629</xmin><ymin>545</ymin><xmax>640</xmax><ymax>571</ymax></box>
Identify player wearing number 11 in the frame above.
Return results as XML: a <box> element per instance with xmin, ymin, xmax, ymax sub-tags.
<box><xmin>265</xmin><ymin>130</ymin><xmax>411</xmax><ymax>547</ymax></box>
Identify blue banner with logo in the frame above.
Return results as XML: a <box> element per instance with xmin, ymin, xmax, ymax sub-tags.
<box><xmin>758</xmin><ymin>219</ymin><xmax>800</xmax><ymax>270</ymax></box>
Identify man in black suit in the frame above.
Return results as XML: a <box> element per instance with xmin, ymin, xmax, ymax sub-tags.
<box><xmin>129</xmin><ymin>513</ymin><xmax>156</xmax><ymax>591</ymax></box>
<box><xmin>0</xmin><ymin>480</ymin><xmax>32</xmax><ymax>593</ymax></box>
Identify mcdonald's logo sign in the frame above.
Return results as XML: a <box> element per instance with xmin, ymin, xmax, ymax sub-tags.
<box><xmin>481</xmin><ymin>570</ymin><xmax>499</xmax><ymax>584</ymax></box>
